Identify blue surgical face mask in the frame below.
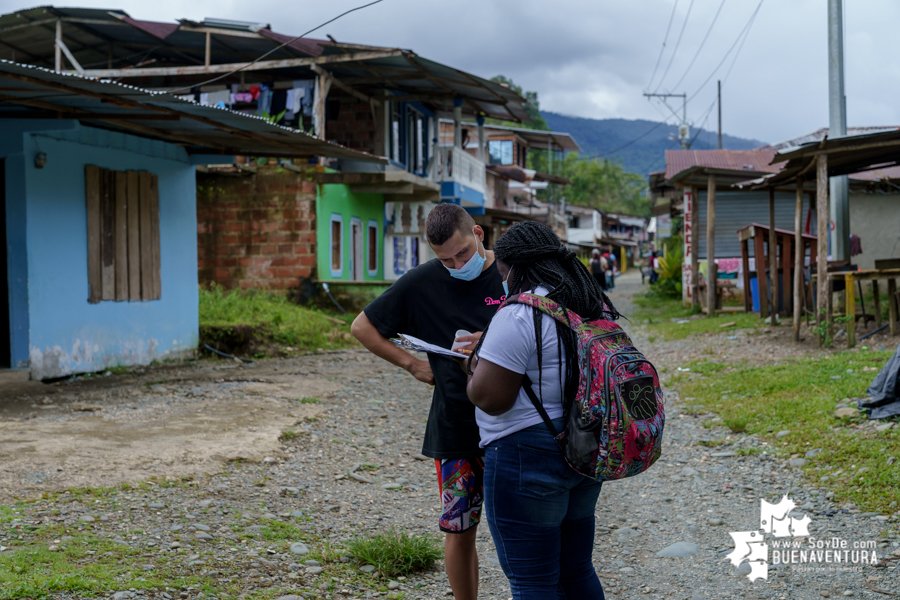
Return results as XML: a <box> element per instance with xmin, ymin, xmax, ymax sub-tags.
<box><xmin>445</xmin><ymin>230</ymin><xmax>485</xmax><ymax>281</ymax></box>
<box><xmin>501</xmin><ymin>267</ymin><xmax>512</xmax><ymax>296</ymax></box>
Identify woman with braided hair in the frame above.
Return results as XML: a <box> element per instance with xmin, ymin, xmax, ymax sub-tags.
<box><xmin>461</xmin><ymin>220</ymin><xmax>617</xmax><ymax>599</ymax></box>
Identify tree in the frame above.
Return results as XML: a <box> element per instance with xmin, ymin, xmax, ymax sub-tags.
<box><xmin>489</xmin><ymin>75</ymin><xmax>549</xmax><ymax>130</ymax></box>
<box><xmin>540</xmin><ymin>153</ymin><xmax>651</xmax><ymax>217</ymax></box>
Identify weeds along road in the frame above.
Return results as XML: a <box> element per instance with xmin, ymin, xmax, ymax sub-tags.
<box><xmin>0</xmin><ymin>270</ymin><xmax>897</xmax><ymax>599</ymax></box>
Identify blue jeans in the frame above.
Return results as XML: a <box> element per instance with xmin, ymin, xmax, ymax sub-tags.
<box><xmin>484</xmin><ymin>419</ymin><xmax>605</xmax><ymax>599</ymax></box>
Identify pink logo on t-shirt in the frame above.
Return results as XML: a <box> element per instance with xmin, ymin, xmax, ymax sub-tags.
<box><xmin>485</xmin><ymin>295</ymin><xmax>506</xmax><ymax>306</ymax></box>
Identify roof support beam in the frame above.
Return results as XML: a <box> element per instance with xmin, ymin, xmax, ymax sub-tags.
<box><xmin>311</xmin><ymin>65</ymin><xmax>377</xmax><ymax>104</ymax></box>
<box><xmin>816</xmin><ymin>154</ymin><xmax>829</xmax><ymax>344</ymax></box>
<box><xmin>80</xmin><ymin>49</ymin><xmax>404</xmax><ymax>78</ymax></box>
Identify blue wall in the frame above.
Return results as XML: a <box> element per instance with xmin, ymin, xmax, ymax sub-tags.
<box><xmin>2</xmin><ymin>121</ymin><xmax>199</xmax><ymax>378</ymax></box>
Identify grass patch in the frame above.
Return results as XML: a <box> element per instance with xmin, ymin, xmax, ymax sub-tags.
<box><xmin>0</xmin><ymin>528</ymin><xmax>205</xmax><ymax>600</ymax></box>
<box><xmin>345</xmin><ymin>529</ymin><xmax>443</xmax><ymax>577</ymax></box>
<box><xmin>676</xmin><ymin>348</ymin><xmax>899</xmax><ymax>512</ymax></box>
<box><xmin>199</xmin><ymin>285</ymin><xmax>357</xmax><ymax>356</ymax></box>
<box><xmin>632</xmin><ymin>293</ymin><xmax>763</xmax><ymax>340</ymax></box>
<box><xmin>298</xmin><ymin>397</ymin><xmax>320</xmax><ymax>404</ymax></box>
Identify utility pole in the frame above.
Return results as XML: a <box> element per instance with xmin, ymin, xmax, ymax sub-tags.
<box><xmin>828</xmin><ymin>0</ymin><xmax>849</xmax><ymax>261</ymax></box>
<box><xmin>644</xmin><ymin>92</ymin><xmax>690</xmax><ymax>149</ymax></box>
<box><xmin>717</xmin><ymin>80</ymin><xmax>723</xmax><ymax>149</ymax></box>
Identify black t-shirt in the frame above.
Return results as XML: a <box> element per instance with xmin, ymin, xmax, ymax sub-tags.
<box><xmin>364</xmin><ymin>258</ymin><xmax>504</xmax><ymax>459</ymax></box>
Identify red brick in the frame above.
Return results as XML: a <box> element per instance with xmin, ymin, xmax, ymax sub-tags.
<box><xmin>299</xmin><ymin>255</ymin><xmax>316</xmax><ymax>267</ymax></box>
<box><xmin>214</xmin><ymin>268</ymin><xmax>229</xmax><ymax>279</ymax></box>
<box><xmin>277</xmin><ymin>244</ymin><xmax>293</xmax><ymax>254</ymax></box>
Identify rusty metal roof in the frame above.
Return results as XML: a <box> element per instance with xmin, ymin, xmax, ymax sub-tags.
<box><xmin>0</xmin><ymin>59</ymin><xmax>385</xmax><ymax>161</ymax></box>
<box><xmin>0</xmin><ymin>5</ymin><xmax>530</xmax><ymax>122</ymax></box>
<box><xmin>664</xmin><ymin>148</ymin><xmax>781</xmax><ymax>184</ymax></box>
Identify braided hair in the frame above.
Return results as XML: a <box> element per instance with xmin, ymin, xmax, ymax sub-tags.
<box><xmin>468</xmin><ymin>221</ymin><xmax>620</xmax><ymax>407</ymax></box>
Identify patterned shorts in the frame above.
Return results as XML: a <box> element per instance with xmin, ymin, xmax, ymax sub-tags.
<box><xmin>435</xmin><ymin>457</ymin><xmax>484</xmax><ymax>533</ymax></box>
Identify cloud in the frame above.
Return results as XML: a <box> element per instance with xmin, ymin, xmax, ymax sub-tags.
<box><xmin>6</xmin><ymin>0</ymin><xmax>900</xmax><ymax>143</ymax></box>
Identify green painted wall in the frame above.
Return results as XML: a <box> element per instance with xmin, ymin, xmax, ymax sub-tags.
<box><xmin>316</xmin><ymin>183</ymin><xmax>384</xmax><ymax>281</ymax></box>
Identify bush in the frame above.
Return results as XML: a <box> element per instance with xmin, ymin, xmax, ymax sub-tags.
<box><xmin>651</xmin><ymin>245</ymin><xmax>683</xmax><ymax>298</ymax></box>
<box><xmin>345</xmin><ymin>529</ymin><xmax>443</xmax><ymax>577</ymax></box>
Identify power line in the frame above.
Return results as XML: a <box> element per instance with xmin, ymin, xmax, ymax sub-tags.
<box><xmin>169</xmin><ymin>0</ymin><xmax>386</xmax><ymax>93</ymax></box>
<box><xmin>646</xmin><ymin>0</ymin><xmax>681</xmax><ymax>91</ymax></box>
<box><xmin>670</xmin><ymin>0</ymin><xmax>728</xmax><ymax>91</ymax></box>
<box><xmin>654</xmin><ymin>0</ymin><xmax>696</xmax><ymax>93</ymax></box>
<box><xmin>687</xmin><ymin>0</ymin><xmax>765</xmax><ymax>103</ymax></box>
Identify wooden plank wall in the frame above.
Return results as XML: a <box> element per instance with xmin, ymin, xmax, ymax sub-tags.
<box><xmin>85</xmin><ymin>166</ymin><xmax>161</xmax><ymax>303</ymax></box>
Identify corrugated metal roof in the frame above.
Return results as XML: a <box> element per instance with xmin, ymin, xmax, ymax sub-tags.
<box><xmin>0</xmin><ymin>5</ymin><xmax>529</xmax><ymax>122</ymax></box>
<box><xmin>460</xmin><ymin>121</ymin><xmax>582</xmax><ymax>152</ymax></box>
<box><xmin>0</xmin><ymin>59</ymin><xmax>384</xmax><ymax>161</ymax></box>
<box><xmin>664</xmin><ymin>148</ymin><xmax>781</xmax><ymax>183</ymax></box>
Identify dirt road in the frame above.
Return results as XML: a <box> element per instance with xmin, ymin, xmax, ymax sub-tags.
<box><xmin>0</xmin><ymin>272</ymin><xmax>896</xmax><ymax>600</ymax></box>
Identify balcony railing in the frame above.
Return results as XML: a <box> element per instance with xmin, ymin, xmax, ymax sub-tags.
<box><xmin>429</xmin><ymin>146</ymin><xmax>486</xmax><ymax>195</ymax></box>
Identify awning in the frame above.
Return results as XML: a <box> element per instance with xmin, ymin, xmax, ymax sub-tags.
<box><xmin>0</xmin><ymin>6</ymin><xmax>529</xmax><ymax>123</ymax></box>
<box><xmin>309</xmin><ymin>170</ymin><xmax>439</xmax><ymax>201</ymax></box>
<box><xmin>0</xmin><ymin>60</ymin><xmax>384</xmax><ymax>161</ymax></box>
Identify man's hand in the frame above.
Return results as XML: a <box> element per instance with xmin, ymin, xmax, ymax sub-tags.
<box><xmin>453</xmin><ymin>331</ymin><xmax>483</xmax><ymax>352</ymax></box>
<box><xmin>407</xmin><ymin>357</ymin><xmax>435</xmax><ymax>385</ymax></box>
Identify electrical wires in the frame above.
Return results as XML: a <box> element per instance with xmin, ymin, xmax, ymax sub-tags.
<box><xmin>654</xmin><ymin>0</ymin><xmax>696</xmax><ymax>93</ymax></box>
<box><xmin>646</xmin><ymin>0</ymin><xmax>680</xmax><ymax>91</ymax></box>
<box><xmin>669</xmin><ymin>0</ymin><xmax>727</xmax><ymax>91</ymax></box>
<box><xmin>169</xmin><ymin>0</ymin><xmax>387</xmax><ymax>93</ymax></box>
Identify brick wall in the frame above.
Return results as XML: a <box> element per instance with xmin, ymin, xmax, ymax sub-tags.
<box><xmin>197</xmin><ymin>165</ymin><xmax>317</xmax><ymax>290</ymax></box>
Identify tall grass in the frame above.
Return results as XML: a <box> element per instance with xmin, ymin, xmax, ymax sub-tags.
<box><xmin>199</xmin><ymin>286</ymin><xmax>357</xmax><ymax>353</ymax></box>
<box><xmin>345</xmin><ymin>529</ymin><xmax>443</xmax><ymax>577</ymax></box>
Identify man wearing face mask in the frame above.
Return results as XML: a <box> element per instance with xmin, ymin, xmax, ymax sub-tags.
<box><xmin>351</xmin><ymin>203</ymin><xmax>503</xmax><ymax>600</ymax></box>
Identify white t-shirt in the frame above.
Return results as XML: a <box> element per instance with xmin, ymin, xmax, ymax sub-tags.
<box><xmin>475</xmin><ymin>287</ymin><xmax>566</xmax><ymax>446</ymax></box>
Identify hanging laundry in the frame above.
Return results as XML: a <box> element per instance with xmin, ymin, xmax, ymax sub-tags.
<box><xmin>291</xmin><ymin>86</ymin><xmax>305</xmax><ymax>114</ymax></box>
<box><xmin>206</xmin><ymin>89</ymin><xmax>230</xmax><ymax>107</ymax></box>
<box><xmin>249</xmin><ymin>85</ymin><xmax>262</xmax><ymax>100</ymax></box>
<box><xmin>294</xmin><ymin>80</ymin><xmax>315</xmax><ymax>116</ymax></box>
<box><xmin>231</xmin><ymin>92</ymin><xmax>253</xmax><ymax>103</ymax></box>
<box><xmin>214</xmin><ymin>101</ymin><xmax>226</xmax><ymax>109</ymax></box>
<box><xmin>198</xmin><ymin>92</ymin><xmax>209</xmax><ymax>106</ymax></box>
<box><xmin>176</xmin><ymin>94</ymin><xmax>194</xmax><ymax>102</ymax></box>
<box><xmin>257</xmin><ymin>84</ymin><xmax>272</xmax><ymax>116</ymax></box>
<box><xmin>270</xmin><ymin>90</ymin><xmax>287</xmax><ymax>117</ymax></box>
<box><xmin>285</xmin><ymin>89</ymin><xmax>296</xmax><ymax>121</ymax></box>
<box><xmin>850</xmin><ymin>234</ymin><xmax>863</xmax><ymax>256</ymax></box>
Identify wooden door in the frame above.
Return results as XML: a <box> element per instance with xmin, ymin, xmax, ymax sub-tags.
<box><xmin>351</xmin><ymin>219</ymin><xmax>363</xmax><ymax>281</ymax></box>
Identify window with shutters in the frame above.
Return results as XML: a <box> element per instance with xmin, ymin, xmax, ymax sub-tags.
<box><xmin>84</xmin><ymin>165</ymin><xmax>161</xmax><ymax>303</ymax></box>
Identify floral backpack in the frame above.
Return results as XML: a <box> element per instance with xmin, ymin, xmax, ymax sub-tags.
<box><xmin>502</xmin><ymin>293</ymin><xmax>665</xmax><ymax>481</ymax></box>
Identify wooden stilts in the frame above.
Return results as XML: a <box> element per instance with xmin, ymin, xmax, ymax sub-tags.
<box><xmin>888</xmin><ymin>278</ymin><xmax>898</xmax><ymax>336</ymax></box>
<box><xmin>768</xmin><ymin>187</ymin><xmax>779</xmax><ymax>316</ymax></box>
<box><xmin>872</xmin><ymin>280</ymin><xmax>882</xmax><ymax>329</ymax></box>
<box><xmin>706</xmin><ymin>174</ymin><xmax>717</xmax><ymax>316</ymax></box>
<box><xmin>816</xmin><ymin>154</ymin><xmax>829</xmax><ymax>344</ymax></box>
<box><xmin>846</xmin><ymin>272</ymin><xmax>856</xmax><ymax>348</ymax></box>
<box><xmin>793</xmin><ymin>178</ymin><xmax>803</xmax><ymax>341</ymax></box>
<box><xmin>691</xmin><ymin>186</ymin><xmax>700</xmax><ymax>310</ymax></box>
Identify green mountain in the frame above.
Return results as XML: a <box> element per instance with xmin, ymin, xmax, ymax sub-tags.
<box><xmin>541</xmin><ymin>112</ymin><xmax>767</xmax><ymax>176</ymax></box>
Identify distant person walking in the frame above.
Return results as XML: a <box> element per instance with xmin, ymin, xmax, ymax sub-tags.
<box><xmin>589</xmin><ymin>249</ymin><xmax>607</xmax><ymax>291</ymax></box>
<box><xmin>463</xmin><ymin>221</ymin><xmax>618</xmax><ymax>599</ymax></box>
<box><xmin>649</xmin><ymin>251</ymin><xmax>659</xmax><ymax>284</ymax></box>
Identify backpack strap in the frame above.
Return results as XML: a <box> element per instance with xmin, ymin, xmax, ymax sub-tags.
<box><xmin>502</xmin><ymin>293</ymin><xmax>583</xmax><ymax>330</ymax></box>
<box><xmin>521</xmin><ymin>373</ymin><xmax>563</xmax><ymax>443</ymax></box>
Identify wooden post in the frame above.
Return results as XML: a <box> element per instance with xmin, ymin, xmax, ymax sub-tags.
<box><xmin>706</xmin><ymin>173</ymin><xmax>717</xmax><ymax>317</ymax></box>
<box><xmin>768</xmin><ymin>187</ymin><xmax>779</xmax><ymax>316</ymax></box>
<box><xmin>888</xmin><ymin>278</ymin><xmax>898</xmax><ymax>336</ymax></box>
<box><xmin>691</xmin><ymin>186</ymin><xmax>700</xmax><ymax>309</ymax></box>
<box><xmin>872</xmin><ymin>280</ymin><xmax>882</xmax><ymax>329</ymax></box>
<box><xmin>314</xmin><ymin>70</ymin><xmax>333</xmax><ymax>140</ymax></box>
<box><xmin>54</xmin><ymin>19</ymin><xmax>62</xmax><ymax>71</ymax></box>
<box><xmin>793</xmin><ymin>178</ymin><xmax>803</xmax><ymax>341</ymax></box>
<box><xmin>846</xmin><ymin>272</ymin><xmax>856</xmax><ymax>348</ymax></box>
<box><xmin>816</xmin><ymin>154</ymin><xmax>829</xmax><ymax>343</ymax></box>
<box><xmin>755</xmin><ymin>233</ymin><xmax>769</xmax><ymax>320</ymax></box>
<box><xmin>204</xmin><ymin>32</ymin><xmax>211</xmax><ymax>67</ymax></box>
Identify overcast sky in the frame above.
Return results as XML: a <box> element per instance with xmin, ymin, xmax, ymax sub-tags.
<box><xmin>6</xmin><ymin>0</ymin><xmax>900</xmax><ymax>144</ymax></box>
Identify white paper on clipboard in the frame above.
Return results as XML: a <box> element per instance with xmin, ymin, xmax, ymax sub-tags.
<box><xmin>395</xmin><ymin>334</ymin><xmax>468</xmax><ymax>359</ymax></box>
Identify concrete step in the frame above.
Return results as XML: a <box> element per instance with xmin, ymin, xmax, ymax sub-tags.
<box><xmin>0</xmin><ymin>369</ymin><xmax>29</xmax><ymax>384</ymax></box>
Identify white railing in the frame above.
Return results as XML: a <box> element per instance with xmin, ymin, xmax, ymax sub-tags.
<box><xmin>429</xmin><ymin>146</ymin><xmax>485</xmax><ymax>195</ymax></box>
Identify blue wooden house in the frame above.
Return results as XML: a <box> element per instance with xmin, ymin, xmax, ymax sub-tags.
<box><xmin>0</xmin><ymin>60</ymin><xmax>377</xmax><ymax>379</ymax></box>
